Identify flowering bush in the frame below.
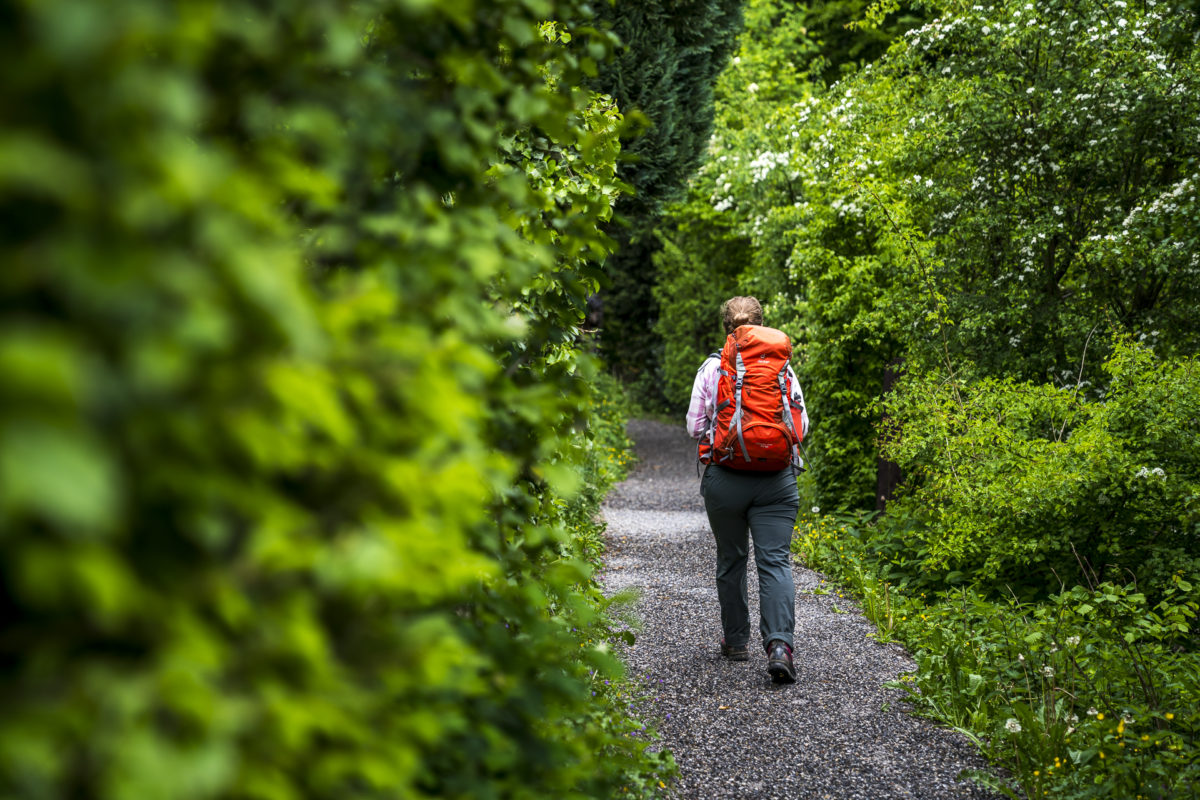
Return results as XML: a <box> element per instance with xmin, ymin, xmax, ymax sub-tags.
<box><xmin>656</xmin><ymin>0</ymin><xmax>1200</xmax><ymax>509</ymax></box>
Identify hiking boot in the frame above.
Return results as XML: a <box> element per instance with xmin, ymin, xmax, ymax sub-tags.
<box><xmin>766</xmin><ymin>639</ymin><xmax>796</xmax><ymax>684</ymax></box>
<box><xmin>720</xmin><ymin>638</ymin><xmax>750</xmax><ymax>661</ymax></box>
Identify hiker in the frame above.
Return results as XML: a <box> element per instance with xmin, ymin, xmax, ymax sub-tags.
<box><xmin>686</xmin><ymin>296</ymin><xmax>808</xmax><ymax>684</ymax></box>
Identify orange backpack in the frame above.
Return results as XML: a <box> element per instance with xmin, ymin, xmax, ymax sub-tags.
<box><xmin>699</xmin><ymin>325</ymin><xmax>804</xmax><ymax>472</ymax></box>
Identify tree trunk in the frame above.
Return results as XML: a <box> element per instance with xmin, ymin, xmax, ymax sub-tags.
<box><xmin>876</xmin><ymin>358</ymin><xmax>904</xmax><ymax>514</ymax></box>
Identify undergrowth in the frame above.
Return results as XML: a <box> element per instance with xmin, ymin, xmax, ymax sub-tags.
<box><xmin>795</xmin><ymin>510</ymin><xmax>1200</xmax><ymax>799</ymax></box>
<box><xmin>572</xmin><ymin>371</ymin><xmax>676</xmax><ymax>796</ymax></box>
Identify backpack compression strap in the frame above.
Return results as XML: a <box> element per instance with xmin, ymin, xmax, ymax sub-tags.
<box><xmin>778</xmin><ymin>368</ymin><xmax>800</xmax><ymax>444</ymax></box>
<box><xmin>729</xmin><ymin>350</ymin><xmax>750</xmax><ymax>462</ymax></box>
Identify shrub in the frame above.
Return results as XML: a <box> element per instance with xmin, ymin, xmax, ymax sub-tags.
<box><xmin>879</xmin><ymin>338</ymin><xmax>1200</xmax><ymax>593</ymax></box>
<box><xmin>0</xmin><ymin>1</ymin><xmax>669</xmax><ymax>798</ymax></box>
<box><xmin>796</xmin><ymin>512</ymin><xmax>1200</xmax><ymax>799</ymax></box>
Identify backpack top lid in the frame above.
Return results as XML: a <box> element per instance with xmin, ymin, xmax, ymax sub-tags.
<box><xmin>725</xmin><ymin>324</ymin><xmax>791</xmax><ymax>361</ymax></box>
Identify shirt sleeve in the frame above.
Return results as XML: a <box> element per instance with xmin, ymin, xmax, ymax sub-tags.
<box><xmin>686</xmin><ymin>357</ymin><xmax>719</xmax><ymax>440</ymax></box>
<box><xmin>787</xmin><ymin>364</ymin><xmax>809</xmax><ymax>440</ymax></box>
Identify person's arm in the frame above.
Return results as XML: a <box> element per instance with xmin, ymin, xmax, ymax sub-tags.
<box><xmin>686</xmin><ymin>358</ymin><xmax>719</xmax><ymax>440</ymax></box>
<box><xmin>787</xmin><ymin>364</ymin><xmax>809</xmax><ymax>440</ymax></box>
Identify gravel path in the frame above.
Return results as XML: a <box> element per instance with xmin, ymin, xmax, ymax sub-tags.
<box><xmin>600</xmin><ymin>419</ymin><xmax>1000</xmax><ymax>800</ymax></box>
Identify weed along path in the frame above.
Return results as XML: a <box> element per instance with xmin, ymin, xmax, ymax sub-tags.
<box><xmin>600</xmin><ymin>420</ymin><xmax>999</xmax><ymax>800</ymax></box>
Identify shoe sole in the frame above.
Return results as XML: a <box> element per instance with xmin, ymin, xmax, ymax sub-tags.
<box><xmin>768</xmin><ymin>661</ymin><xmax>796</xmax><ymax>684</ymax></box>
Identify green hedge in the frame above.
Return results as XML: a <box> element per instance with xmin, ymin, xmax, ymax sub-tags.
<box><xmin>0</xmin><ymin>1</ymin><xmax>668</xmax><ymax>798</ymax></box>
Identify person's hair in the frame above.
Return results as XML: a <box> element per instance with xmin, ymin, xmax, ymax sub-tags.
<box><xmin>721</xmin><ymin>296</ymin><xmax>763</xmax><ymax>334</ymax></box>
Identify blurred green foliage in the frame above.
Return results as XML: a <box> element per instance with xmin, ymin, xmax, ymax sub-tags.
<box><xmin>0</xmin><ymin>1</ymin><xmax>672</xmax><ymax>797</ymax></box>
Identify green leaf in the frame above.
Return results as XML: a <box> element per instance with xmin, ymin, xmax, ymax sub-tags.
<box><xmin>0</xmin><ymin>420</ymin><xmax>119</xmax><ymax>534</ymax></box>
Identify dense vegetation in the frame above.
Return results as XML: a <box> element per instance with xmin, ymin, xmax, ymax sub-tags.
<box><xmin>7</xmin><ymin>0</ymin><xmax>1200</xmax><ymax>796</ymax></box>
<box><xmin>648</xmin><ymin>0</ymin><xmax>1200</xmax><ymax>795</ymax></box>
<box><xmin>0</xmin><ymin>1</ymin><xmax>674</xmax><ymax>797</ymax></box>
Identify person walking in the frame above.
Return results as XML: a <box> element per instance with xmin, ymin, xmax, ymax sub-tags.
<box><xmin>686</xmin><ymin>296</ymin><xmax>808</xmax><ymax>683</ymax></box>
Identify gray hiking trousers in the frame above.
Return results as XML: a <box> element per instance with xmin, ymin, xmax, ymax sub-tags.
<box><xmin>700</xmin><ymin>464</ymin><xmax>799</xmax><ymax>651</ymax></box>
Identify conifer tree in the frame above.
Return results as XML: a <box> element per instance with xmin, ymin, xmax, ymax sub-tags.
<box><xmin>591</xmin><ymin>0</ymin><xmax>745</xmax><ymax>405</ymax></box>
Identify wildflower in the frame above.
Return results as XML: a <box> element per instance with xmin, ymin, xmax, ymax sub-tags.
<box><xmin>1097</xmin><ymin>712</ymin><xmax>1105</xmax><ymax>721</ymax></box>
<box><xmin>1166</xmin><ymin>713</ymin><xmax>1175</xmax><ymax>720</ymax></box>
<box><xmin>1042</xmin><ymin>666</ymin><xmax>1055</xmax><ymax>678</ymax></box>
<box><xmin>1005</xmin><ymin>718</ymin><xmax>1022</xmax><ymax>733</ymax></box>
<box><xmin>747</xmin><ymin>82</ymin><xmax>759</xmax><ymax>93</ymax></box>
<box><xmin>1017</xmin><ymin>653</ymin><xmax>1025</xmax><ymax>663</ymax></box>
<box><xmin>1066</xmin><ymin>635</ymin><xmax>1081</xmax><ymax>647</ymax></box>
<box><xmin>812</xmin><ymin>506</ymin><xmax>820</xmax><ymax>514</ymax></box>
